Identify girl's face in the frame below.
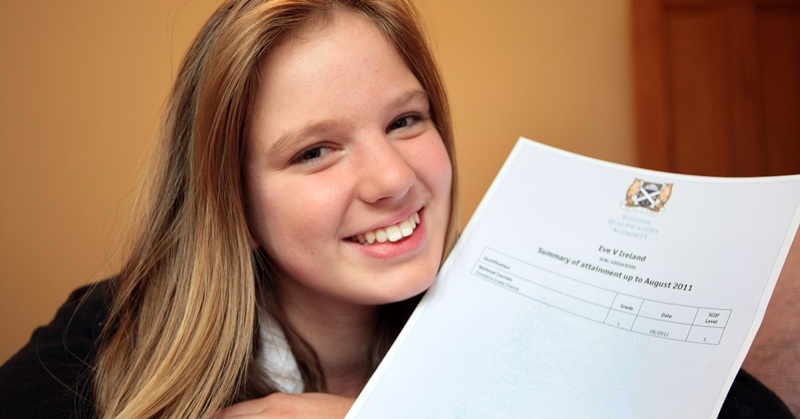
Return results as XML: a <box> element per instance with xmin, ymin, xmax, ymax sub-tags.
<box><xmin>244</xmin><ymin>11</ymin><xmax>452</xmax><ymax>309</ymax></box>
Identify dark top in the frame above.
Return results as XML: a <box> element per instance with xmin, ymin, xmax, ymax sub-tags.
<box><xmin>0</xmin><ymin>282</ymin><xmax>108</xmax><ymax>418</ymax></box>
<box><xmin>0</xmin><ymin>281</ymin><xmax>794</xmax><ymax>418</ymax></box>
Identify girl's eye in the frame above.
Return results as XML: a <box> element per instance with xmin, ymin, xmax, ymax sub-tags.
<box><xmin>292</xmin><ymin>145</ymin><xmax>332</xmax><ymax>165</ymax></box>
<box><xmin>387</xmin><ymin>113</ymin><xmax>423</xmax><ymax>133</ymax></box>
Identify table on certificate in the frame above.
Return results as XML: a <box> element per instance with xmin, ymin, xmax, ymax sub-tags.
<box><xmin>472</xmin><ymin>248</ymin><xmax>731</xmax><ymax>345</ymax></box>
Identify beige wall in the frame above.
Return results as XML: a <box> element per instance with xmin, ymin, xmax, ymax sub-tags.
<box><xmin>0</xmin><ymin>0</ymin><xmax>633</xmax><ymax>362</ymax></box>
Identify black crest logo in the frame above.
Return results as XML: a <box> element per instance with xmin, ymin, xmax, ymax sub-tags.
<box><xmin>625</xmin><ymin>179</ymin><xmax>673</xmax><ymax>213</ymax></box>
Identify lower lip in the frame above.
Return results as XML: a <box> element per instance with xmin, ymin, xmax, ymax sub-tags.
<box><xmin>346</xmin><ymin>212</ymin><xmax>427</xmax><ymax>259</ymax></box>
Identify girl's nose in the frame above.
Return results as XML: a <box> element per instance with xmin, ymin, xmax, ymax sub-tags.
<box><xmin>357</xmin><ymin>137</ymin><xmax>416</xmax><ymax>204</ymax></box>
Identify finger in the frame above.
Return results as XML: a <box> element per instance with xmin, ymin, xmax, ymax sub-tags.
<box><xmin>215</xmin><ymin>397</ymin><xmax>274</xmax><ymax>418</ymax></box>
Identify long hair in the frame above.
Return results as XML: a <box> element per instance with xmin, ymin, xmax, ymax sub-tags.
<box><xmin>94</xmin><ymin>0</ymin><xmax>458</xmax><ymax>417</ymax></box>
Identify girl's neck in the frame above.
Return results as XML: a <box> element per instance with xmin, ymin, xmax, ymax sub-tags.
<box><xmin>279</xmin><ymin>288</ymin><xmax>378</xmax><ymax>397</ymax></box>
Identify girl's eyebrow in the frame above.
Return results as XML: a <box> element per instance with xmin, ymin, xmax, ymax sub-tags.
<box><xmin>267</xmin><ymin>89</ymin><xmax>429</xmax><ymax>159</ymax></box>
<box><xmin>268</xmin><ymin>119</ymin><xmax>354</xmax><ymax>160</ymax></box>
<box><xmin>389</xmin><ymin>89</ymin><xmax>428</xmax><ymax>109</ymax></box>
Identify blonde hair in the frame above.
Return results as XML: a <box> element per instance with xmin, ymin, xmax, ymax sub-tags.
<box><xmin>94</xmin><ymin>0</ymin><xmax>458</xmax><ymax>417</ymax></box>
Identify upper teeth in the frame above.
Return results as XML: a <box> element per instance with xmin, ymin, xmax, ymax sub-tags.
<box><xmin>355</xmin><ymin>211</ymin><xmax>421</xmax><ymax>245</ymax></box>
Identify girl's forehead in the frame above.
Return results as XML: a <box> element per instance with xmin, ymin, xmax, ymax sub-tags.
<box><xmin>262</xmin><ymin>10</ymin><xmax>386</xmax><ymax>70</ymax></box>
<box><xmin>252</xmin><ymin>9</ymin><xmax>414</xmax><ymax>108</ymax></box>
<box><xmin>245</xmin><ymin>8</ymin><xmax>424</xmax><ymax>157</ymax></box>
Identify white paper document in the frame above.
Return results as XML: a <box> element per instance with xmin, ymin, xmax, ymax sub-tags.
<box><xmin>349</xmin><ymin>138</ymin><xmax>800</xmax><ymax>418</ymax></box>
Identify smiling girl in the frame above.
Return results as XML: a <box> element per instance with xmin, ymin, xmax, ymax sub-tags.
<box><xmin>93</xmin><ymin>1</ymin><xmax>459</xmax><ymax>416</ymax></box>
<box><xmin>0</xmin><ymin>1</ymin><xmax>456</xmax><ymax>417</ymax></box>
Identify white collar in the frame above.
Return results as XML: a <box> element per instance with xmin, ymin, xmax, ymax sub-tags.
<box><xmin>256</xmin><ymin>311</ymin><xmax>304</xmax><ymax>393</ymax></box>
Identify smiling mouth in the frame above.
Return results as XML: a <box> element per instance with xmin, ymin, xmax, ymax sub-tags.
<box><xmin>348</xmin><ymin>211</ymin><xmax>421</xmax><ymax>245</ymax></box>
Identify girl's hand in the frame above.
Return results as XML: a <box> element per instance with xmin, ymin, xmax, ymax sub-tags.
<box><xmin>215</xmin><ymin>392</ymin><xmax>355</xmax><ymax>418</ymax></box>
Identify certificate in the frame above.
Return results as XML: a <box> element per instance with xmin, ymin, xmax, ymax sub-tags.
<box><xmin>348</xmin><ymin>138</ymin><xmax>800</xmax><ymax>418</ymax></box>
